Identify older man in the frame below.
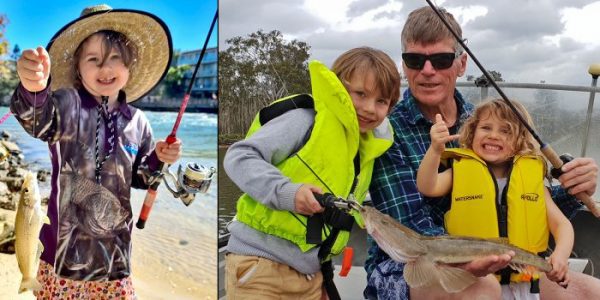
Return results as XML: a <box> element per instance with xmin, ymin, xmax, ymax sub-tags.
<box><xmin>365</xmin><ymin>6</ymin><xmax>600</xmax><ymax>300</ymax></box>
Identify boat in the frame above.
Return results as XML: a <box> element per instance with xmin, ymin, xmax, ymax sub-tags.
<box><xmin>218</xmin><ymin>71</ymin><xmax>600</xmax><ymax>299</ymax></box>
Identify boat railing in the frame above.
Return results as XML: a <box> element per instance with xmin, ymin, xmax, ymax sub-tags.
<box><xmin>455</xmin><ymin>74</ymin><xmax>600</xmax><ymax>157</ymax></box>
<box><xmin>218</xmin><ymin>73</ymin><xmax>600</xmax><ymax>298</ymax></box>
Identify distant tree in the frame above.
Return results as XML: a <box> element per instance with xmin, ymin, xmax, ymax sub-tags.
<box><xmin>0</xmin><ymin>16</ymin><xmax>19</xmax><ymax>100</ymax></box>
<box><xmin>11</xmin><ymin>44</ymin><xmax>20</xmax><ymax>60</ymax></box>
<box><xmin>0</xmin><ymin>14</ymin><xmax>7</xmax><ymax>56</ymax></box>
<box><xmin>219</xmin><ymin>29</ymin><xmax>311</xmax><ymax>136</ymax></box>
<box><xmin>461</xmin><ymin>70</ymin><xmax>503</xmax><ymax>103</ymax></box>
<box><xmin>0</xmin><ymin>59</ymin><xmax>19</xmax><ymax>99</ymax></box>
<box><xmin>470</xmin><ymin>70</ymin><xmax>504</xmax><ymax>86</ymax></box>
<box><xmin>163</xmin><ymin>64</ymin><xmax>192</xmax><ymax>97</ymax></box>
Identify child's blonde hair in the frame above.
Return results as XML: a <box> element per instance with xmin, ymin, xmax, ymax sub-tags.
<box><xmin>331</xmin><ymin>47</ymin><xmax>401</xmax><ymax>110</ymax></box>
<box><xmin>459</xmin><ymin>98</ymin><xmax>540</xmax><ymax>156</ymax></box>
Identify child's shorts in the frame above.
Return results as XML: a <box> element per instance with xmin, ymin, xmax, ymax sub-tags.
<box><xmin>34</xmin><ymin>260</ymin><xmax>136</xmax><ymax>299</ymax></box>
<box><xmin>225</xmin><ymin>253</ymin><xmax>323</xmax><ymax>299</ymax></box>
<box><xmin>501</xmin><ymin>282</ymin><xmax>540</xmax><ymax>300</ymax></box>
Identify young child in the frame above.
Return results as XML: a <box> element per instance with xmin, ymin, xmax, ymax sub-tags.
<box><xmin>11</xmin><ymin>4</ymin><xmax>181</xmax><ymax>298</ymax></box>
<box><xmin>223</xmin><ymin>47</ymin><xmax>400</xmax><ymax>299</ymax></box>
<box><xmin>416</xmin><ymin>99</ymin><xmax>573</xmax><ymax>299</ymax></box>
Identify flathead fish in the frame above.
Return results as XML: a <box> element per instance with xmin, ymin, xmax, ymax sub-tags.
<box><xmin>15</xmin><ymin>172</ymin><xmax>49</xmax><ymax>293</ymax></box>
<box><xmin>360</xmin><ymin>206</ymin><xmax>551</xmax><ymax>293</ymax></box>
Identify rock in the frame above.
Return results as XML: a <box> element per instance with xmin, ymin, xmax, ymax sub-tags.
<box><xmin>0</xmin><ymin>141</ymin><xmax>20</xmax><ymax>154</ymax></box>
<box><xmin>0</xmin><ymin>182</ymin><xmax>8</xmax><ymax>195</ymax></box>
<box><xmin>3</xmin><ymin>177</ymin><xmax>23</xmax><ymax>194</ymax></box>
<box><xmin>0</xmin><ymin>194</ymin><xmax>15</xmax><ymax>211</ymax></box>
<box><xmin>0</xmin><ymin>220</ymin><xmax>15</xmax><ymax>254</ymax></box>
<box><xmin>1</xmin><ymin>131</ymin><xmax>11</xmax><ymax>140</ymax></box>
<box><xmin>37</xmin><ymin>170</ymin><xmax>50</xmax><ymax>182</ymax></box>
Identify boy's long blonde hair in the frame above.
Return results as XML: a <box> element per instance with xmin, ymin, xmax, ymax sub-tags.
<box><xmin>459</xmin><ymin>98</ymin><xmax>540</xmax><ymax>156</ymax></box>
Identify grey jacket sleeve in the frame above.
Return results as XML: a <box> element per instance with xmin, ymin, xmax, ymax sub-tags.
<box><xmin>223</xmin><ymin>108</ymin><xmax>315</xmax><ymax>212</ymax></box>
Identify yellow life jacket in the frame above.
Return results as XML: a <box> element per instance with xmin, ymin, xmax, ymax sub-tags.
<box><xmin>235</xmin><ymin>61</ymin><xmax>393</xmax><ymax>260</ymax></box>
<box><xmin>442</xmin><ymin>148</ymin><xmax>549</xmax><ymax>283</ymax></box>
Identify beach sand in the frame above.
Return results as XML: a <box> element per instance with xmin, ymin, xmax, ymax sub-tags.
<box><xmin>0</xmin><ymin>184</ymin><xmax>217</xmax><ymax>300</ymax></box>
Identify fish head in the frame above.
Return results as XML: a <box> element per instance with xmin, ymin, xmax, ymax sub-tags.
<box><xmin>359</xmin><ymin>206</ymin><xmax>427</xmax><ymax>262</ymax></box>
<box><xmin>20</xmin><ymin>172</ymin><xmax>41</xmax><ymax>208</ymax></box>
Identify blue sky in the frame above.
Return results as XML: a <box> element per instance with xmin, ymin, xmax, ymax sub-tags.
<box><xmin>2</xmin><ymin>0</ymin><xmax>217</xmax><ymax>55</ymax></box>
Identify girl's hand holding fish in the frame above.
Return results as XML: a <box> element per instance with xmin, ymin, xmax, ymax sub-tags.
<box><xmin>459</xmin><ymin>251</ymin><xmax>514</xmax><ymax>277</ymax></box>
<box><xmin>546</xmin><ymin>251</ymin><xmax>570</xmax><ymax>287</ymax></box>
<box><xmin>156</xmin><ymin>139</ymin><xmax>182</xmax><ymax>164</ymax></box>
<box><xmin>16</xmin><ymin>46</ymin><xmax>51</xmax><ymax>92</ymax></box>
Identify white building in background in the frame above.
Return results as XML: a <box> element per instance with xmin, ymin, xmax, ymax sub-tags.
<box><xmin>177</xmin><ymin>47</ymin><xmax>218</xmax><ymax>99</ymax></box>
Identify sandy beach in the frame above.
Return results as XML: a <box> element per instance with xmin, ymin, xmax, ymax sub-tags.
<box><xmin>0</xmin><ymin>181</ymin><xmax>217</xmax><ymax>300</ymax></box>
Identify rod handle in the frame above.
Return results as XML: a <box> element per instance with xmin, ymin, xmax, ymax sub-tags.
<box><xmin>543</xmin><ymin>146</ymin><xmax>600</xmax><ymax>218</ymax></box>
<box><xmin>541</xmin><ymin>145</ymin><xmax>563</xmax><ymax>170</ymax></box>
<box><xmin>166</xmin><ymin>134</ymin><xmax>177</xmax><ymax>145</ymax></box>
<box><xmin>136</xmin><ymin>187</ymin><xmax>158</xmax><ymax>229</ymax></box>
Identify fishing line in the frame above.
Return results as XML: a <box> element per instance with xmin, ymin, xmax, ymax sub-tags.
<box><xmin>425</xmin><ymin>0</ymin><xmax>542</xmax><ymax>144</ymax></box>
<box><xmin>423</xmin><ymin>0</ymin><xmax>566</xmax><ymax>166</ymax></box>
<box><xmin>0</xmin><ymin>112</ymin><xmax>12</xmax><ymax>125</ymax></box>
<box><xmin>136</xmin><ymin>9</ymin><xmax>218</xmax><ymax>229</ymax></box>
<box><xmin>166</xmin><ymin>10</ymin><xmax>218</xmax><ymax>144</ymax></box>
<box><xmin>424</xmin><ymin>0</ymin><xmax>600</xmax><ymax>217</ymax></box>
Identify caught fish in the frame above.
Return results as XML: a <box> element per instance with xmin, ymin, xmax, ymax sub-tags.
<box><xmin>15</xmin><ymin>172</ymin><xmax>49</xmax><ymax>293</ymax></box>
<box><xmin>360</xmin><ymin>206</ymin><xmax>551</xmax><ymax>293</ymax></box>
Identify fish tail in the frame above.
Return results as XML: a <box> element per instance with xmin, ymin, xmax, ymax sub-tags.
<box><xmin>18</xmin><ymin>277</ymin><xmax>43</xmax><ymax>294</ymax></box>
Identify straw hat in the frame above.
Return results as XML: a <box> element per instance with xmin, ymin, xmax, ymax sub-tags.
<box><xmin>47</xmin><ymin>4</ymin><xmax>172</xmax><ymax>102</ymax></box>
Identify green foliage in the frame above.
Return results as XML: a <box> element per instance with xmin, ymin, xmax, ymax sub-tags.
<box><xmin>0</xmin><ymin>14</ymin><xmax>7</xmax><ymax>56</ymax></box>
<box><xmin>163</xmin><ymin>64</ymin><xmax>192</xmax><ymax>97</ymax></box>
<box><xmin>219</xmin><ymin>29</ymin><xmax>311</xmax><ymax>135</ymax></box>
<box><xmin>11</xmin><ymin>44</ymin><xmax>20</xmax><ymax>60</ymax></box>
<box><xmin>0</xmin><ymin>60</ymin><xmax>19</xmax><ymax>100</ymax></box>
<box><xmin>0</xmin><ymin>15</ymin><xmax>18</xmax><ymax>100</ymax></box>
<box><xmin>467</xmin><ymin>70</ymin><xmax>504</xmax><ymax>85</ymax></box>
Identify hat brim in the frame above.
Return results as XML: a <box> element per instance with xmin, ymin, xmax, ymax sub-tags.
<box><xmin>47</xmin><ymin>9</ymin><xmax>172</xmax><ymax>102</ymax></box>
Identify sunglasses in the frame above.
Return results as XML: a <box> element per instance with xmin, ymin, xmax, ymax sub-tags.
<box><xmin>402</xmin><ymin>52</ymin><xmax>459</xmax><ymax>70</ymax></box>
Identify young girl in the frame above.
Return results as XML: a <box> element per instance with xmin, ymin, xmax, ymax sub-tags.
<box><xmin>416</xmin><ymin>99</ymin><xmax>573</xmax><ymax>299</ymax></box>
<box><xmin>12</xmin><ymin>5</ymin><xmax>181</xmax><ymax>298</ymax></box>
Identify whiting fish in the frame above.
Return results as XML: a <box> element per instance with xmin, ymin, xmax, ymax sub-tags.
<box><xmin>360</xmin><ymin>206</ymin><xmax>552</xmax><ymax>293</ymax></box>
<box><xmin>15</xmin><ymin>172</ymin><xmax>49</xmax><ymax>293</ymax></box>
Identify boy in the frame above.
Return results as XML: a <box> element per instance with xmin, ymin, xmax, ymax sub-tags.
<box><xmin>224</xmin><ymin>47</ymin><xmax>400</xmax><ymax>299</ymax></box>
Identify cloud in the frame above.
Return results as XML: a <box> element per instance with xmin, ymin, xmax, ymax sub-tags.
<box><xmin>220</xmin><ymin>0</ymin><xmax>600</xmax><ymax>85</ymax></box>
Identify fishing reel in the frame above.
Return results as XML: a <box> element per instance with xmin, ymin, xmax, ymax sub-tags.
<box><xmin>161</xmin><ymin>162</ymin><xmax>216</xmax><ymax>206</ymax></box>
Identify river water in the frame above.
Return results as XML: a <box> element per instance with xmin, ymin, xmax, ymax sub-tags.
<box><xmin>0</xmin><ymin>106</ymin><xmax>218</xmax><ymax>299</ymax></box>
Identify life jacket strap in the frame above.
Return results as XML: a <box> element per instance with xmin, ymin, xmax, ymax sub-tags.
<box><xmin>259</xmin><ymin>94</ymin><xmax>314</xmax><ymax>125</ymax></box>
<box><xmin>321</xmin><ymin>259</ymin><xmax>341</xmax><ymax>300</ymax></box>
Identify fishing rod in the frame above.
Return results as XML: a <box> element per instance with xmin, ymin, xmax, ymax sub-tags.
<box><xmin>424</xmin><ymin>0</ymin><xmax>600</xmax><ymax>217</ymax></box>
<box><xmin>136</xmin><ymin>10</ymin><xmax>218</xmax><ymax>229</ymax></box>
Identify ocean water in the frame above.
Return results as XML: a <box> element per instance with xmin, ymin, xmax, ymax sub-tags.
<box><xmin>0</xmin><ymin>106</ymin><xmax>218</xmax><ymax>299</ymax></box>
